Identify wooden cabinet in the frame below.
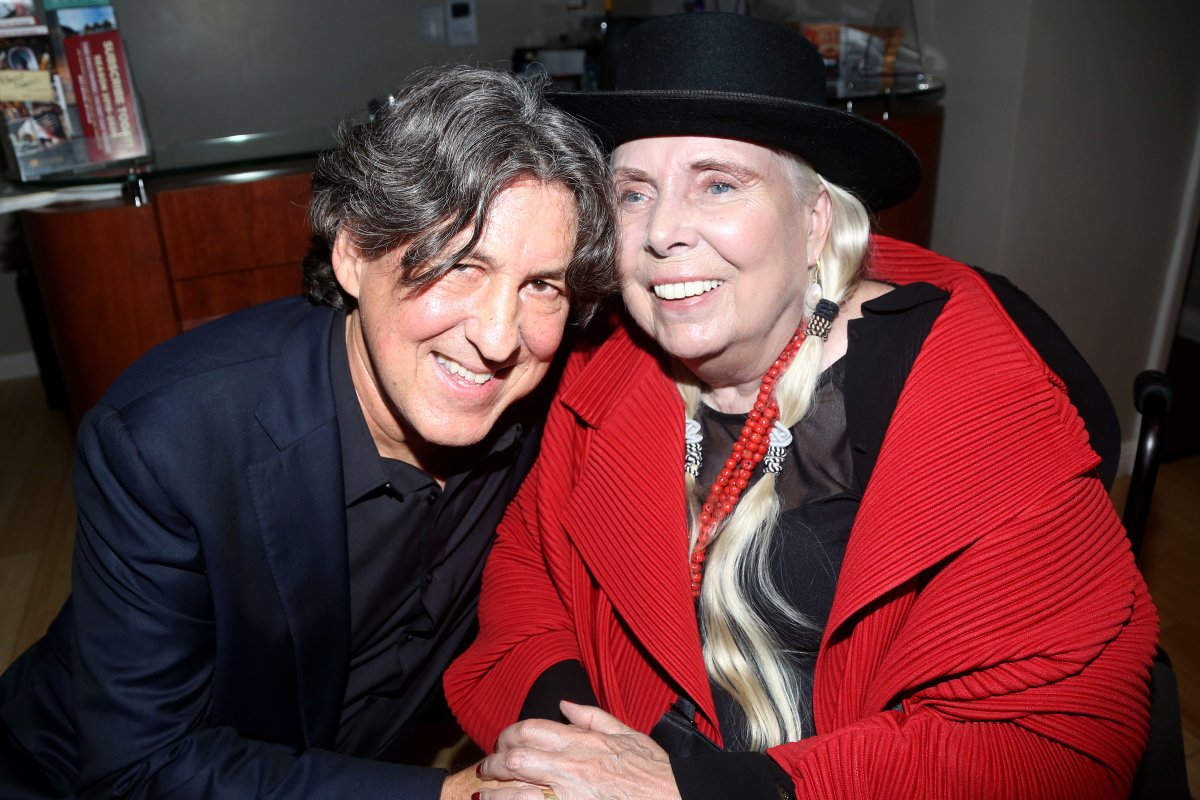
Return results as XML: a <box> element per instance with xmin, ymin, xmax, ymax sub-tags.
<box><xmin>156</xmin><ymin>173</ymin><xmax>312</xmax><ymax>331</ymax></box>
<box><xmin>21</xmin><ymin>165</ymin><xmax>313</xmax><ymax>422</ymax></box>
<box><xmin>856</xmin><ymin>96</ymin><xmax>944</xmax><ymax>248</ymax></box>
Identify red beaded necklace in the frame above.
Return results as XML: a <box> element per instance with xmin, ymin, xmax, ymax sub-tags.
<box><xmin>689</xmin><ymin>321</ymin><xmax>808</xmax><ymax>597</ymax></box>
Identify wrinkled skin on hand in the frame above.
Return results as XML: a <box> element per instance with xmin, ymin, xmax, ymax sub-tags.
<box><xmin>477</xmin><ymin>701</ymin><xmax>681</xmax><ymax>800</ymax></box>
<box><xmin>440</xmin><ymin>760</ymin><xmax>524</xmax><ymax>800</ymax></box>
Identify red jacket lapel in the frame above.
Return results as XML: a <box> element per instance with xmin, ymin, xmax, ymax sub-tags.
<box><xmin>558</xmin><ymin>325</ymin><xmax>716</xmax><ymax>729</ymax></box>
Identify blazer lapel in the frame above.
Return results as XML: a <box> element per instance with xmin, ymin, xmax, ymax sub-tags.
<box><xmin>559</xmin><ymin>326</ymin><xmax>715</xmax><ymax>727</ymax></box>
<box><xmin>248</xmin><ymin>308</ymin><xmax>350</xmax><ymax>748</ymax></box>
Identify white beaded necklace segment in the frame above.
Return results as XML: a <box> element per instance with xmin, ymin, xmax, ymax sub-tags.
<box><xmin>682</xmin><ymin>417</ymin><xmax>794</xmax><ymax>479</ymax></box>
<box><xmin>684</xmin><ymin>418</ymin><xmax>704</xmax><ymax>478</ymax></box>
<box><xmin>761</xmin><ymin>422</ymin><xmax>793</xmax><ymax>474</ymax></box>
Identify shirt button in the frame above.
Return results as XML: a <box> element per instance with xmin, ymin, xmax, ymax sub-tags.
<box><xmin>426</xmin><ymin>490</ymin><xmax>437</xmax><ymax>505</ymax></box>
<box><xmin>424</xmin><ymin>573</ymin><xmax>433</xmax><ymax>584</ymax></box>
<box><xmin>405</xmin><ymin>633</ymin><xmax>414</xmax><ymax>642</ymax></box>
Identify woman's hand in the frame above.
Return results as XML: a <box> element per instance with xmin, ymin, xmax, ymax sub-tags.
<box><xmin>477</xmin><ymin>701</ymin><xmax>681</xmax><ymax>800</ymax></box>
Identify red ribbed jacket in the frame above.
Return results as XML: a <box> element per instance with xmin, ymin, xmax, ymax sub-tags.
<box><xmin>445</xmin><ymin>238</ymin><xmax>1157</xmax><ymax>798</ymax></box>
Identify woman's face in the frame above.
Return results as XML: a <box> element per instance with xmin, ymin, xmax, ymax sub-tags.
<box><xmin>613</xmin><ymin>136</ymin><xmax>829</xmax><ymax>382</ymax></box>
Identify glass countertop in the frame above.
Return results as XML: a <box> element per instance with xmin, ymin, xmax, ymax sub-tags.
<box><xmin>4</xmin><ymin>74</ymin><xmax>942</xmax><ymax>194</ymax></box>
<box><xmin>6</xmin><ymin>125</ymin><xmax>339</xmax><ymax>190</ymax></box>
<box><xmin>829</xmin><ymin>73</ymin><xmax>945</xmax><ymax>103</ymax></box>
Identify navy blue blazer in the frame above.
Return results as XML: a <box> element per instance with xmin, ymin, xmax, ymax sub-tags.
<box><xmin>0</xmin><ymin>296</ymin><xmax>532</xmax><ymax>799</ymax></box>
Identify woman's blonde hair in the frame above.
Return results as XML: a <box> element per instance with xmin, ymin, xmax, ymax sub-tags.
<box><xmin>678</xmin><ymin>153</ymin><xmax>871</xmax><ymax>749</ymax></box>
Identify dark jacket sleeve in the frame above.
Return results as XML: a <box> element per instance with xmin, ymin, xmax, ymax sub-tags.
<box><xmin>63</xmin><ymin>405</ymin><xmax>443</xmax><ymax>800</ymax></box>
<box><xmin>519</xmin><ymin>661</ymin><xmax>599</xmax><ymax>722</ymax></box>
<box><xmin>672</xmin><ymin>752</ymin><xmax>796</xmax><ymax>800</ymax></box>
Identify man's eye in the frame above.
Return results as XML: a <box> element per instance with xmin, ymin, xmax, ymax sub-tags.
<box><xmin>707</xmin><ymin>182</ymin><xmax>733</xmax><ymax>195</ymax></box>
<box><xmin>447</xmin><ymin>263</ymin><xmax>484</xmax><ymax>279</ymax></box>
<box><xmin>437</xmin><ymin>263</ymin><xmax>484</xmax><ymax>290</ymax></box>
<box><xmin>527</xmin><ymin>279</ymin><xmax>563</xmax><ymax>295</ymax></box>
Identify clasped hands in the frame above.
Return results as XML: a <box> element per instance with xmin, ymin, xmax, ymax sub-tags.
<box><xmin>448</xmin><ymin>700</ymin><xmax>681</xmax><ymax>800</ymax></box>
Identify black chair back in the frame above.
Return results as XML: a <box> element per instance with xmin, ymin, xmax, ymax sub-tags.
<box><xmin>1123</xmin><ymin>370</ymin><xmax>1174</xmax><ymax>562</ymax></box>
<box><xmin>1122</xmin><ymin>370</ymin><xmax>1188</xmax><ymax>799</ymax></box>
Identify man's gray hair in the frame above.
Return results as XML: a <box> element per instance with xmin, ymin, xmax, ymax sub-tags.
<box><xmin>303</xmin><ymin>64</ymin><xmax>617</xmax><ymax>322</ymax></box>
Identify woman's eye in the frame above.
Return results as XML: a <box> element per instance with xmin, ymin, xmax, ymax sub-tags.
<box><xmin>620</xmin><ymin>189</ymin><xmax>649</xmax><ymax>204</ymax></box>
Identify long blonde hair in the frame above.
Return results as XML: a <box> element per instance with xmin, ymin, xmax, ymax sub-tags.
<box><xmin>679</xmin><ymin>155</ymin><xmax>871</xmax><ymax>749</ymax></box>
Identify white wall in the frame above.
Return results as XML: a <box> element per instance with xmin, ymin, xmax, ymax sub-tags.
<box><xmin>0</xmin><ymin>272</ymin><xmax>33</xmax><ymax>352</ymax></box>
<box><xmin>1180</xmin><ymin>231</ymin><xmax>1200</xmax><ymax>342</ymax></box>
<box><xmin>0</xmin><ymin>214</ymin><xmax>35</xmax><ymax>378</ymax></box>
<box><xmin>923</xmin><ymin>0</ymin><xmax>1200</xmax><ymax>453</ymax></box>
<box><xmin>113</xmin><ymin>0</ymin><xmax>594</xmax><ymax>149</ymax></box>
<box><xmin>922</xmin><ymin>0</ymin><xmax>1033</xmax><ymax>267</ymax></box>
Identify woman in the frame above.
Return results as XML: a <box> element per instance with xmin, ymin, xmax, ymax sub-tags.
<box><xmin>445</xmin><ymin>13</ymin><xmax>1156</xmax><ymax>799</ymax></box>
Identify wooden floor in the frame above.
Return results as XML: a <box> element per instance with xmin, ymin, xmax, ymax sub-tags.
<box><xmin>1116</xmin><ymin>452</ymin><xmax>1200</xmax><ymax>797</ymax></box>
<box><xmin>1</xmin><ymin>373</ymin><xmax>1198</xmax><ymax>795</ymax></box>
<box><xmin>0</xmin><ymin>377</ymin><xmax>75</xmax><ymax>670</ymax></box>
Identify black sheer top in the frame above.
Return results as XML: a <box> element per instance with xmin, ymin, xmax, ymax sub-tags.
<box><xmin>695</xmin><ymin>360</ymin><xmax>857</xmax><ymax>750</ymax></box>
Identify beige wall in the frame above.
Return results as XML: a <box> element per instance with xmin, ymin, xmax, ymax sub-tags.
<box><xmin>114</xmin><ymin>0</ymin><xmax>595</xmax><ymax>149</ymax></box>
<box><xmin>923</xmin><ymin>0</ymin><xmax>1200</xmax><ymax>455</ymax></box>
<box><xmin>0</xmin><ymin>215</ymin><xmax>33</xmax><ymax>366</ymax></box>
<box><xmin>0</xmin><ymin>272</ymin><xmax>32</xmax><ymax>357</ymax></box>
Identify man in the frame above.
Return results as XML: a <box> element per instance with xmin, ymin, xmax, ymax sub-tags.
<box><xmin>0</xmin><ymin>65</ymin><xmax>615</xmax><ymax>799</ymax></box>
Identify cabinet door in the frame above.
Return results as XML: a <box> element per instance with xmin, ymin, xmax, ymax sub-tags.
<box><xmin>173</xmin><ymin>264</ymin><xmax>304</xmax><ymax>332</ymax></box>
<box><xmin>155</xmin><ymin>172</ymin><xmax>312</xmax><ymax>280</ymax></box>
<box><xmin>876</xmin><ymin>103</ymin><xmax>943</xmax><ymax>247</ymax></box>
<box><xmin>851</xmin><ymin>99</ymin><xmax>944</xmax><ymax>247</ymax></box>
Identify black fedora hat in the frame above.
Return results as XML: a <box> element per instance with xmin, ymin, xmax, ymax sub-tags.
<box><xmin>549</xmin><ymin>12</ymin><xmax>921</xmax><ymax>212</ymax></box>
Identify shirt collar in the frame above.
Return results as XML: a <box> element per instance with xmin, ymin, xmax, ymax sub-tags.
<box><xmin>331</xmin><ymin>311</ymin><xmax>391</xmax><ymax>505</ymax></box>
<box><xmin>861</xmin><ymin>281</ymin><xmax>949</xmax><ymax>314</ymax></box>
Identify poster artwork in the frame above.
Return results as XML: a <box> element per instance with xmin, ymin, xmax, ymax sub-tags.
<box><xmin>62</xmin><ymin>27</ymin><xmax>145</xmax><ymax>162</ymax></box>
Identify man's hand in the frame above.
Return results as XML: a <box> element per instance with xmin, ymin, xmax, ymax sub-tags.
<box><xmin>440</xmin><ymin>760</ymin><xmax>523</xmax><ymax>800</ymax></box>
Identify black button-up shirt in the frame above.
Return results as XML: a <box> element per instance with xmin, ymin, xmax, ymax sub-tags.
<box><xmin>328</xmin><ymin>313</ymin><xmax>536</xmax><ymax>761</ymax></box>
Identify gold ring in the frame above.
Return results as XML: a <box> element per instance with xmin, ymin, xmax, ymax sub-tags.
<box><xmin>540</xmin><ymin>789</ymin><xmax>558</xmax><ymax>800</ymax></box>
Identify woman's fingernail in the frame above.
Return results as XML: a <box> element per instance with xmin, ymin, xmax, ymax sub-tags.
<box><xmin>471</xmin><ymin>794</ymin><xmax>480</xmax><ymax>800</ymax></box>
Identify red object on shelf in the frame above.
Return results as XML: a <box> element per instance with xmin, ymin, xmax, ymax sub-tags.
<box><xmin>62</xmin><ymin>28</ymin><xmax>147</xmax><ymax>163</ymax></box>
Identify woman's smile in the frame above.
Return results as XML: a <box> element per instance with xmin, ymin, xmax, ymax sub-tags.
<box><xmin>652</xmin><ymin>279</ymin><xmax>724</xmax><ymax>300</ymax></box>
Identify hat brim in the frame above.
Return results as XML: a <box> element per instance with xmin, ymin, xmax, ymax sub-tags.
<box><xmin>550</xmin><ymin>89</ymin><xmax>921</xmax><ymax>212</ymax></box>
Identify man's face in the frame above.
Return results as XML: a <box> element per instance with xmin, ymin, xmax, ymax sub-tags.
<box><xmin>334</xmin><ymin>178</ymin><xmax>577</xmax><ymax>471</ymax></box>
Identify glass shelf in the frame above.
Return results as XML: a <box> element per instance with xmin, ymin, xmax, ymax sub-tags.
<box><xmin>829</xmin><ymin>73</ymin><xmax>945</xmax><ymax>104</ymax></box>
<box><xmin>3</xmin><ymin>72</ymin><xmax>943</xmax><ymax>198</ymax></box>
<box><xmin>6</xmin><ymin>124</ymin><xmax>338</xmax><ymax>190</ymax></box>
